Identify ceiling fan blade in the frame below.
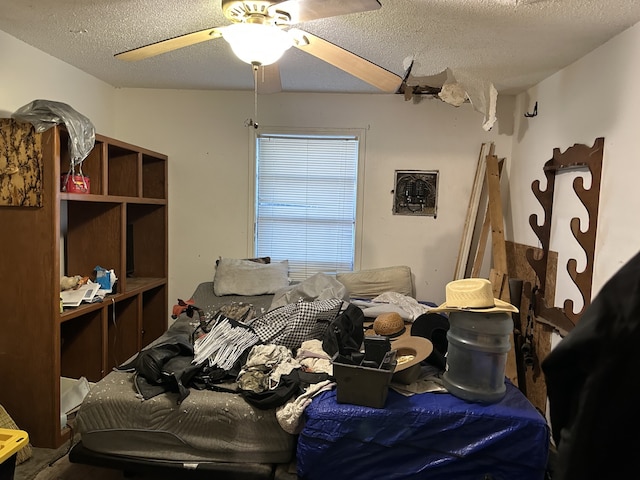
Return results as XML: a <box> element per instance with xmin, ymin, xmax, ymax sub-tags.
<box><xmin>256</xmin><ymin>64</ymin><xmax>282</xmax><ymax>94</ymax></box>
<box><xmin>273</xmin><ymin>0</ymin><xmax>381</xmax><ymax>23</ymax></box>
<box><xmin>292</xmin><ymin>30</ymin><xmax>402</xmax><ymax>93</ymax></box>
<box><xmin>115</xmin><ymin>27</ymin><xmax>225</xmax><ymax>61</ymax></box>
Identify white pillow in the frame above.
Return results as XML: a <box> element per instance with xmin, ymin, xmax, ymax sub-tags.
<box><xmin>214</xmin><ymin>258</ymin><xmax>289</xmax><ymax>296</ymax></box>
<box><xmin>336</xmin><ymin>265</ymin><xmax>413</xmax><ymax>298</ymax></box>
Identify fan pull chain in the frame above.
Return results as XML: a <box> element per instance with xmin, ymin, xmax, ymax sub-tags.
<box><xmin>252</xmin><ymin>65</ymin><xmax>259</xmax><ymax>129</ymax></box>
<box><xmin>244</xmin><ymin>65</ymin><xmax>260</xmax><ymax>129</ymax></box>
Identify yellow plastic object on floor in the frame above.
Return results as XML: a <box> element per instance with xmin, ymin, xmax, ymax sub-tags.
<box><xmin>0</xmin><ymin>406</ymin><xmax>31</xmax><ymax>466</ymax></box>
<box><xmin>0</xmin><ymin>428</ymin><xmax>28</xmax><ymax>480</ymax></box>
<box><xmin>0</xmin><ymin>428</ymin><xmax>28</xmax><ymax>463</ymax></box>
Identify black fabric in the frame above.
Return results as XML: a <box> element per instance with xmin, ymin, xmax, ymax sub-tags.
<box><xmin>130</xmin><ymin>336</ymin><xmax>194</xmax><ymax>380</ymax></box>
<box><xmin>240</xmin><ymin>369</ymin><xmax>331</xmax><ymax>410</ymax></box>
<box><xmin>297</xmin><ymin>370</ymin><xmax>331</xmax><ymax>388</ymax></box>
<box><xmin>187</xmin><ymin>347</ymin><xmax>251</xmax><ymax>392</ymax></box>
<box><xmin>119</xmin><ymin>333</ymin><xmax>195</xmax><ymax>403</ymax></box>
<box><xmin>322</xmin><ymin>302</ymin><xmax>364</xmax><ymax>357</ymax></box>
<box><xmin>411</xmin><ymin>312</ymin><xmax>450</xmax><ymax>369</ymax></box>
<box><xmin>240</xmin><ymin>370</ymin><xmax>302</xmax><ymax>410</ymax></box>
<box><xmin>133</xmin><ymin>357</ymin><xmax>195</xmax><ymax>403</ymax></box>
<box><xmin>118</xmin><ymin>321</ymin><xmax>250</xmax><ymax>403</ymax></box>
<box><xmin>542</xmin><ymin>249</ymin><xmax>640</xmax><ymax>480</ymax></box>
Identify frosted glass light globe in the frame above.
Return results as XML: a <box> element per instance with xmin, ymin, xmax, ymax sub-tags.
<box><xmin>222</xmin><ymin>23</ymin><xmax>293</xmax><ymax>66</ymax></box>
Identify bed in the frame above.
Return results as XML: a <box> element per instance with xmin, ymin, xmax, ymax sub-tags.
<box><xmin>70</xmin><ymin>261</ymin><xmax>550</xmax><ymax>479</ymax></box>
<box><xmin>72</xmin><ymin>283</ymin><xmax>298</xmax><ymax>479</ymax></box>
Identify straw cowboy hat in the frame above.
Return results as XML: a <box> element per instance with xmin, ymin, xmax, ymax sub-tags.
<box><xmin>431</xmin><ymin>278</ymin><xmax>518</xmax><ymax>314</ymax></box>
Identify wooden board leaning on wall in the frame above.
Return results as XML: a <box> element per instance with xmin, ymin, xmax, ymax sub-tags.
<box><xmin>506</xmin><ymin>240</ymin><xmax>557</xmax><ymax>414</ymax></box>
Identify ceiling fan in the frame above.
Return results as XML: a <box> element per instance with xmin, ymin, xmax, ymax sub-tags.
<box><xmin>115</xmin><ymin>0</ymin><xmax>402</xmax><ymax>94</ymax></box>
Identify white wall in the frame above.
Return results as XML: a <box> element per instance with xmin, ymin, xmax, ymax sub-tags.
<box><xmin>111</xmin><ymin>89</ymin><xmax>510</xmax><ymax>306</ymax></box>
<box><xmin>0</xmin><ymin>30</ymin><xmax>116</xmax><ymax>133</ymax></box>
<box><xmin>508</xmin><ymin>21</ymin><xmax>640</xmax><ymax>314</ymax></box>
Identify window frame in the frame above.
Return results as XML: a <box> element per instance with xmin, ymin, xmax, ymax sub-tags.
<box><xmin>248</xmin><ymin>126</ymin><xmax>366</xmax><ymax>277</ymax></box>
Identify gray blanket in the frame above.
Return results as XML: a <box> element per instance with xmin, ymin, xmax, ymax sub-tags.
<box><xmin>74</xmin><ymin>285</ymin><xmax>295</xmax><ymax>464</ymax></box>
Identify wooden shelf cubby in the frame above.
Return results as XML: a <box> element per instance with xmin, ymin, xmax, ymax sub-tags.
<box><xmin>0</xmin><ymin>118</ymin><xmax>168</xmax><ymax>448</ymax></box>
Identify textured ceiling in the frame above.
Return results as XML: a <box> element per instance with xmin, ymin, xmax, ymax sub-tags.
<box><xmin>1</xmin><ymin>0</ymin><xmax>639</xmax><ymax>95</ymax></box>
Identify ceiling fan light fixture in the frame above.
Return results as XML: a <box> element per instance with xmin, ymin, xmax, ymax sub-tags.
<box><xmin>222</xmin><ymin>23</ymin><xmax>292</xmax><ymax>66</ymax></box>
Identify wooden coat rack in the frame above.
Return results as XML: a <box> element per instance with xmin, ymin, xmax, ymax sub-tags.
<box><xmin>526</xmin><ymin>137</ymin><xmax>605</xmax><ymax>335</ymax></box>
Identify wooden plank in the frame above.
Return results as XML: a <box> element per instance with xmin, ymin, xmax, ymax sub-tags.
<box><xmin>486</xmin><ymin>154</ymin><xmax>518</xmax><ymax>386</ymax></box>
<box><xmin>454</xmin><ymin>142</ymin><xmax>494</xmax><ymax>279</ymax></box>
<box><xmin>489</xmin><ymin>267</ymin><xmax>517</xmax><ymax>387</ymax></box>
<box><xmin>486</xmin><ymin>154</ymin><xmax>508</xmax><ymax>275</ymax></box>
<box><xmin>471</xmin><ymin>158</ymin><xmax>504</xmax><ymax>277</ymax></box>
<box><xmin>471</xmin><ymin>209</ymin><xmax>491</xmax><ymax>277</ymax></box>
<box><xmin>489</xmin><ymin>268</ymin><xmax>507</xmax><ymax>298</ymax></box>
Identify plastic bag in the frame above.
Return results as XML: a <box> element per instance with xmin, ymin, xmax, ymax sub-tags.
<box><xmin>94</xmin><ymin>265</ymin><xmax>117</xmax><ymax>293</ymax></box>
<box><xmin>12</xmin><ymin>99</ymin><xmax>95</xmax><ymax>166</ymax></box>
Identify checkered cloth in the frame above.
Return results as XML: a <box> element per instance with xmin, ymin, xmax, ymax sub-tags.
<box><xmin>248</xmin><ymin>299</ymin><xmax>343</xmax><ymax>350</ymax></box>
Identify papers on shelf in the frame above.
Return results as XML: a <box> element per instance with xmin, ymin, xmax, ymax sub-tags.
<box><xmin>60</xmin><ymin>280</ymin><xmax>101</xmax><ymax>307</ymax></box>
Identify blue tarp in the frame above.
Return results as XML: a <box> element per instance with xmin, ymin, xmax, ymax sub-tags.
<box><xmin>298</xmin><ymin>382</ymin><xmax>549</xmax><ymax>480</ymax></box>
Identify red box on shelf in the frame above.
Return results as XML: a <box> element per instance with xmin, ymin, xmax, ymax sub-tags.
<box><xmin>61</xmin><ymin>174</ymin><xmax>90</xmax><ymax>194</ymax></box>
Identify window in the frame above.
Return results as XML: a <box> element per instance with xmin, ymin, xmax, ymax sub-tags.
<box><xmin>253</xmin><ymin>130</ymin><xmax>362</xmax><ymax>282</ymax></box>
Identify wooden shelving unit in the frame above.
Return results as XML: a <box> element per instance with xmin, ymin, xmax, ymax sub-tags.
<box><xmin>0</xmin><ymin>119</ymin><xmax>168</xmax><ymax>448</ymax></box>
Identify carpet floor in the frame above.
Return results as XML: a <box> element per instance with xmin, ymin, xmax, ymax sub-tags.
<box><xmin>14</xmin><ymin>443</ymin><xmax>299</xmax><ymax>480</ymax></box>
<box><xmin>16</xmin><ymin>449</ymin><xmax>242</xmax><ymax>480</ymax></box>
<box><xmin>32</xmin><ymin>455</ymin><xmax>133</xmax><ymax>480</ymax></box>
<box><xmin>14</xmin><ymin>442</ymin><xmax>133</xmax><ymax>480</ymax></box>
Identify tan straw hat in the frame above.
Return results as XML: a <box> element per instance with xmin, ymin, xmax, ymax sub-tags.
<box><xmin>431</xmin><ymin>278</ymin><xmax>518</xmax><ymax>314</ymax></box>
<box><xmin>373</xmin><ymin>312</ymin><xmax>406</xmax><ymax>338</ymax></box>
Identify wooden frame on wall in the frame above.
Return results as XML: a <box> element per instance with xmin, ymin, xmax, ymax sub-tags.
<box><xmin>527</xmin><ymin>137</ymin><xmax>604</xmax><ymax>335</ymax></box>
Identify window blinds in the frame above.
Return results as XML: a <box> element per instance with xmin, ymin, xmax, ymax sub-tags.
<box><xmin>255</xmin><ymin>133</ymin><xmax>359</xmax><ymax>282</ymax></box>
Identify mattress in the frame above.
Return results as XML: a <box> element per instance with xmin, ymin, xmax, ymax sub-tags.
<box><xmin>75</xmin><ymin>370</ymin><xmax>295</xmax><ymax>464</ymax></box>
<box><xmin>297</xmin><ymin>382</ymin><xmax>550</xmax><ymax>480</ymax></box>
<box><xmin>74</xmin><ymin>285</ymin><xmax>295</xmax><ymax>464</ymax></box>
